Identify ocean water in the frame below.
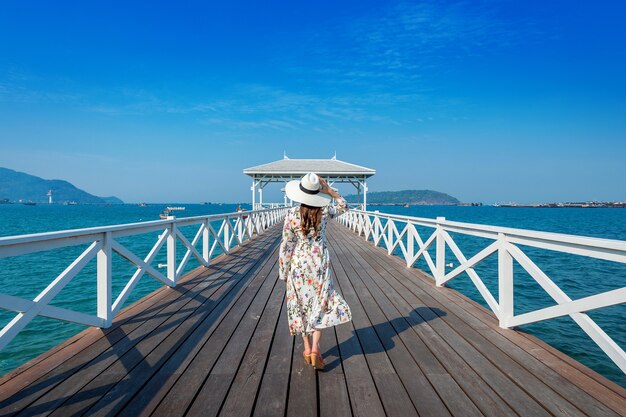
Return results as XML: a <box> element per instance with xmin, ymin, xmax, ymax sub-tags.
<box><xmin>0</xmin><ymin>204</ymin><xmax>624</xmax><ymax>388</ymax></box>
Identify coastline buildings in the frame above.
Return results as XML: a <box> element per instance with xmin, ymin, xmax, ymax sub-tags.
<box><xmin>494</xmin><ymin>201</ymin><xmax>626</xmax><ymax>208</ymax></box>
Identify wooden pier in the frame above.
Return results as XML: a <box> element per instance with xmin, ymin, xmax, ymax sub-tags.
<box><xmin>0</xmin><ymin>221</ymin><xmax>625</xmax><ymax>417</ymax></box>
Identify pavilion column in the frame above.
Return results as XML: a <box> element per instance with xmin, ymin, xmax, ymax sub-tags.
<box><xmin>283</xmin><ymin>183</ymin><xmax>288</xmax><ymax>206</ymax></box>
<box><xmin>363</xmin><ymin>179</ymin><xmax>368</xmax><ymax>211</ymax></box>
<box><xmin>251</xmin><ymin>179</ymin><xmax>256</xmax><ymax>210</ymax></box>
<box><xmin>258</xmin><ymin>185</ymin><xmax>263</xmax><ymax>208</ymax></box>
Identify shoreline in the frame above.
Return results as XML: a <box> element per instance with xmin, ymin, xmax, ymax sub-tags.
<box><xmin>494</xmin><ymin>203</ymin><xmax>626</xmax><ymax>209</ymax></box>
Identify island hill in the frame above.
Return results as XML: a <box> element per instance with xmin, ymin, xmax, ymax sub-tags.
<box><xmin>344</xmin><ymin>189</ymin><xmax>471</xmax><ymax>206</ymax></box>
<box><xmin>0</xmin><ymin>167</ymin><xmax>123</xmax><ymax>204</ymax></box>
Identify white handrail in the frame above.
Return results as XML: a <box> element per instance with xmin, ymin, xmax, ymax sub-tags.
<box><xmin>0</xmin><ymin>207</ymin><xmax>288</xmax><ymax>351</ymax></box>
<box><xmin>338</xmin><ymin>209</ymin><xmax>626</xmax><ymax>375</ymax></box>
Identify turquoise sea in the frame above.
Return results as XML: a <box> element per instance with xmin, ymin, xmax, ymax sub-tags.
<box><xmin>0</xmin><ymin>203</ymin><xmax>624</xmax><ymax>388</ymax></box>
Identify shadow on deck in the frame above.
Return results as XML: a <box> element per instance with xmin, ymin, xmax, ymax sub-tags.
<box><xmin>0</xmin><ymin>222</ymin><xmax>624</xmax><ymax>417</ymax></box>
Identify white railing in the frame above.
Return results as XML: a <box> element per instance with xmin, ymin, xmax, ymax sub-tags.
<box><xmin>339</xmin><ymin>209</ymin><xmax>626</xmax><ymax>375</ymax></box>
<box><xmin>0</xmin><ymin>207</ymin><xmax>288</xmax><ymax>351</ymax></box>
<box><xmin>347</xmin><ymin>203</ymin><xmax>366</xmax><ymax>210</ymax></box>
<box><xmin>252</xmin><ymin>202</ymin><xmax>289</xmax><ymax>210</ymax></box>
<box><xmin>259</xmin><ymin>202</ymin><xmax>287</xmax><ymax>209</ymax></box>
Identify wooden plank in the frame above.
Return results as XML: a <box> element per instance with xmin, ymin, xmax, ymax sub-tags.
<box><xmin>0</xmin><ymin>228</ymin><xmax>280</xmax><ymax>417</ymax></box>
<box><xmin>340</xmin><ymin>224</ymin><xmax>626</xmax><ymax>416</ymax></box>
<box><xmin>253</xmin><ymin>373</ymin><xmax>291</xmax><ymax>417</ymax></box>
<box><xmin>338</xmin><ymin>231</ymin><xmax>554</xmax><ymax>417</ymax></box>
<box><xmin>330</xmin><ymin>285</ymin><xmax>386</xmax><ymax>417</ymax></box>
<box><xmin>25</xmin><ymin>231</ymin><xmax>282</xmax><ymax>417</ymax></box>
<box><xmin>218</xmin><ymin>284</ymin><xmax>287</xmax><ymax>417</ymax></box>
<box><xmin>318</xmin><ymin>326</ymin><xmax>343</xmax><ymax>375</ymax></box>
<box><xmin>124</xmin><ymin>241</ymin><xmax>282</xmax><ymax>417</ymax></box>
<box><xmin>330</xmin><ymin>234</ymin><xmax>484</xmax><ymax>417</ymax></box>
<box><xmin>335</xmin><ymin>223</ymin><xmax>625</xmax><ymax>417</ymax></box>
<box><xmin>318</xmin><ymin>328</ymin><xmax>352</xmax><ymax>417</ymax></box>
<box><xmin>330</xmin><ymin>229</ymin><xmax>517</xmax><ymax>417</ymax></box>
<box><xmin>330</xmin><ymin>245</ymin><xmax>410</xmax><ymax>417</ymax></box>
<box><xmin>319</xmin><ymin>374</ymin><xmax>352</xmax><ymax>417</ymax></box>
<box><xmin>332</xmin><ymin>226</ymin><xmax>550</xmax><ymax>416</ymax></box>
<box><xmin>145</xmin><ymin>236</ymin><xmax>282</xmax><ymax>417</ymax></box>
<box><xmin>187</xmin><ymin>262</ymin><xmax>283</xmax><ymax>417</ymax></box>
<box><xmin>286</xmin><ymin>332</ymin><xmax>318</xmax><ymax>417</ymax></box>
<box><xmin>413</xmin><ymin>267</ymin><xmax>626</xmax><ymax>415</ymax></box>
<box><xmin>252</xmin><ymin>302</ymin><xmax>293</xmax><ymax>417</ymax></box>
<box><xmin>116</xmin><ymin>236</ymin><xmax>281</xmax><ymax>417</ymax></box>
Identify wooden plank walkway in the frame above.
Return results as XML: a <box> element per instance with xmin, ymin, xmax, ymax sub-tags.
<box><xmin>0</xmin><ymin>221</ymin><xmax>625</xmax><ymax>417</ymax></box>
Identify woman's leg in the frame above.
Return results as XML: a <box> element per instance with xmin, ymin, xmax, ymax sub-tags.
<box><xmin>302</xmin><ymin>334</ymin><xmax>311</xmax><ymax>354</ymax></box>
<box><xmin>310</xmin><ymin>330</ymin><xmax>324</xmax><ymax>369</ymax></box>
<box><xmin>311</xmin><ymin>330</ymin><xmax>322</xmax><ymax>353</ymax></box>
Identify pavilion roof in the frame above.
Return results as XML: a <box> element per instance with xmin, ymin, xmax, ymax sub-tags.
<box><xmin>243</xmin><ymin>157</ymin><xmax>375</xmax><ymax>177</ymax></box>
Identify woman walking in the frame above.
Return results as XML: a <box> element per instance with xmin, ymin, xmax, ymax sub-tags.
<box><xmin>279</xmin><ymin>172</ymin><xmax>352</xmax><ymax>370</ymax></box>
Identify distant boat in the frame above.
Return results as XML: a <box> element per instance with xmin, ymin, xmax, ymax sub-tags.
<box><xmin>159</xmin><ymin>208</ymin><xmax>171</xmax><ymax>219</ymax></box>
<box><xmin>159</xmin><ymin>207</ymin><xmax>184</xmax><ymax>219</ymax></box>
<box><xmin>403</xmin><ymin>203</ymin><xmax>410</xmax><ymax>208</ymax></box>
<box><xmin>0</xmin><ymin>198</ymin><xmax>11</xmax><ymax>204</ymax></box>
<box><xmin>65</xmin><ymin>201</ymin><xmax>78</xmax><ymax>206</ymax></box>
<box><xmin>236</xmin><ymin>204</ymin><xmax>248</xmax><ymax>219</ymax></box>
<box><xmin>23</xmin><ymin>202</ymin><xmax>36</xmax><ymax>206</ymax></box>
<box><xmin>138</xmin><ymin>202</ymin><xmax>147</xmax><ymax>207</ymax></box>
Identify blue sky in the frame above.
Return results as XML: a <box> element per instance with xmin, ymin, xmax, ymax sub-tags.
<box><xmin>1</xmin><ymin>0</ymin><xmax>625</xmax><ymax>203</ymax></box>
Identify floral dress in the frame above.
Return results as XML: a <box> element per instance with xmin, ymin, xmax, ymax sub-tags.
<box><xmin>278</xmin><ymin>198</ymin><xmax>352</xmax><ymax>336</ymax></box>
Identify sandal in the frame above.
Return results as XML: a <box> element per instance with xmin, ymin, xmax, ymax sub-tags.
<box><xmin>303</xmin><ymin>350</ymin><xmax>312</xmax><ymax>365</ymax></box>
<box><xmin>310</xmin><ymin>350</ymin><xmax>325</xmax><ymax>370</ymax></box>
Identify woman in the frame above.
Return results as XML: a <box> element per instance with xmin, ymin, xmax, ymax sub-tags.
<box><xmin>278</xmin><ymin>172</ymin><xmax>352</xmax><ymax>370</ymax></box>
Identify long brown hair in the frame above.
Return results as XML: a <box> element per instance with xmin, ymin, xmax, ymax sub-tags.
<box><xmin>300</xmin><ymin>203</ymin><xmax>323</xmax><ymax>238</ymax></box>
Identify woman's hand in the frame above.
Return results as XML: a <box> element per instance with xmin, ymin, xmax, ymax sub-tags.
<box><xmin>318</xmin><ymin>176</ymin><xmax>330</xmax><ymax>193</ymax></box>
<box><xmin>318</xmin><ymin>176</ymin><xmax>340</xmax><ymax>199</ymax></box>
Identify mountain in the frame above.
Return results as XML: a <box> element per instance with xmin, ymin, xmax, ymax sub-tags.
<box><xmin>0</xmin><ymin>167</ymin><xmax>123</xmax><ymax>204</ymax></box>
<box><xmin>344</xmin><ymin>189</ymin><xmax>460</xmax><ymax>205</ymax></box>
<box><xmin>100</xmin><ymin>196</ymin><xmax>124</xmax><ymax>204</ymax></box>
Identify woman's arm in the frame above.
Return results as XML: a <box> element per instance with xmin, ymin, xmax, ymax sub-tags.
<box><xmin>319</xmin><ymin>177</ymin><xmax>341</xmax><ymax>199</ymax></box>
<box><xmin>278</xmin><ymin>211</ymin><xmax>297</xmax><ymax>280</ymax></box>
<box><xmin>319</xmin><ymin>177</ymin><xmax>349</xmax><ymax>218</ymax></box>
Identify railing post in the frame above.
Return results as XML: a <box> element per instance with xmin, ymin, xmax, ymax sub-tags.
<box><xmin>387</xmin><ymin>219</ymin><xmax>394</xmax><ymax>255</ymax></box>
<box><xmin>498</xmin><ymin>233</ymin><xmax>514</xmax><ymax>328</ymax></box>
<box><xmin>167</xmin><ymin>216</ymin><xmax>177</xmax><ymax>286</ymax></box>
<box><xmin>238</xmin><ymin>215</ymin><xmax>243</xmax><ymax>242</ymax></box>
<box><xmin>97</xmin><ymin>232</ymin><xmax>112</xmax><ymax>327</ymax></box>
<box><xmin>406</xmin><ymin>223</ymin><xmax>414</xmax><ymax>267</ymax></box>
<box><xmin>435</xmin><ymin>217</ymin><xmax>446</xmax><ymax>287</ymax></box>
<box><xmin>223</xmin><ymin>218</ymin><xmax>230</xmax><ymax>254</ymax></box>
<box><xmin>203</xmin><ymin>219</ymin><xmax>210</xmax><ymax>264</ymax></box>
<box><xmin>373</xmin><ymin>211</ymin><xmax>380</xmax><ymax>242</ymax></box>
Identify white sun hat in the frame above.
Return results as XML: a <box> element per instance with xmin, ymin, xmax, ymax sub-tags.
<box><xmin>285</xmin><ymin>172</ymin><xmax>332</xmax><ymax>207</ymax></box>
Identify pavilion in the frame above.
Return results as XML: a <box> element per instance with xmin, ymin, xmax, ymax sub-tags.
<box><xmin>243</xmin><ymin>154</ymin><xmax>376</xmax><ymax>209</ymax></box>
